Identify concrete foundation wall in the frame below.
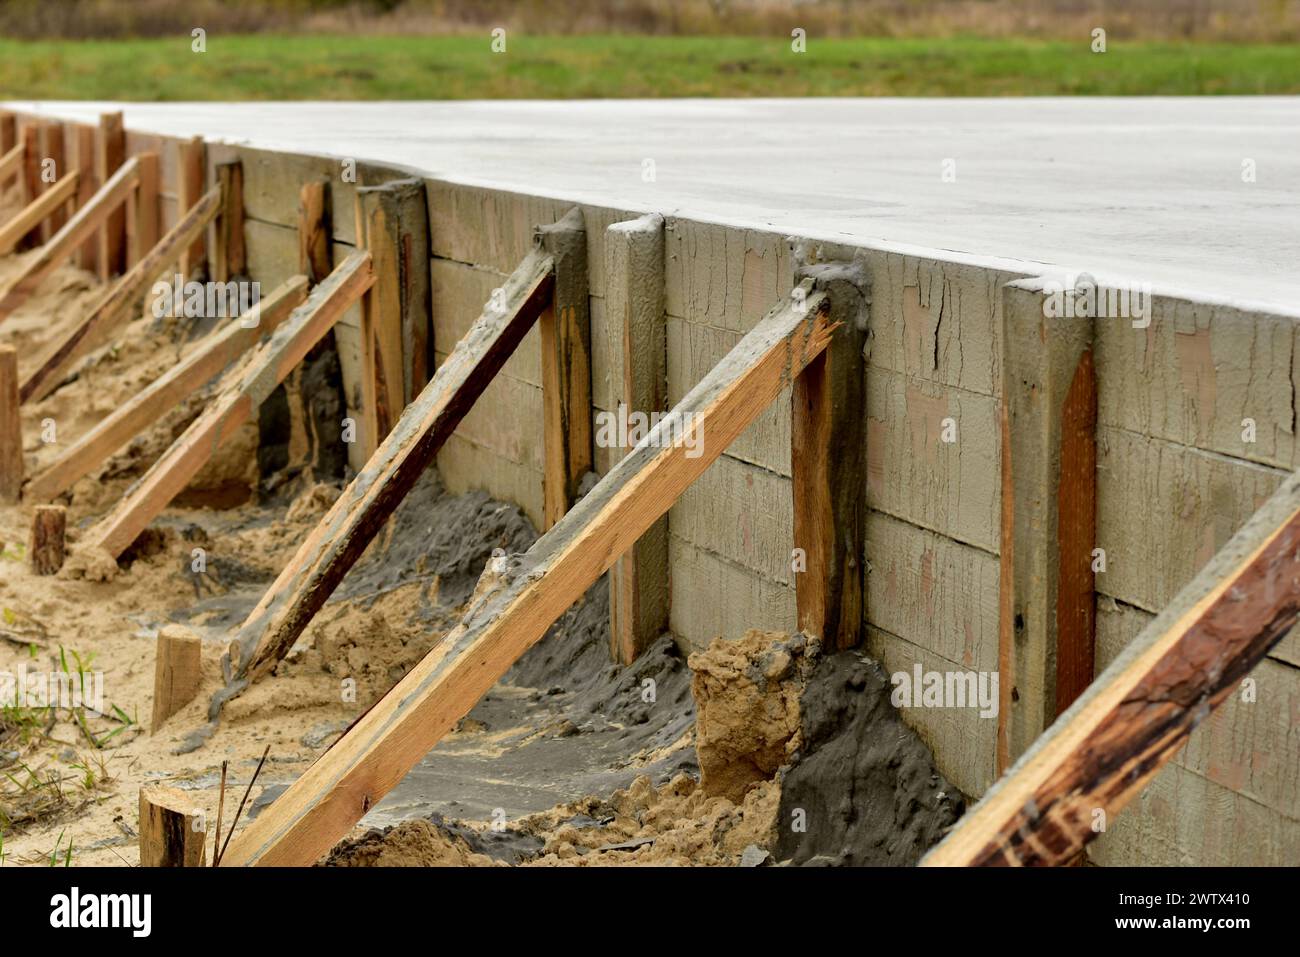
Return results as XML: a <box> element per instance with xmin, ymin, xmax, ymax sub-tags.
<box><xmin>23</xmin><ymin>112</ymin><xmax>1297</xmax><ymax>866</ymax></box>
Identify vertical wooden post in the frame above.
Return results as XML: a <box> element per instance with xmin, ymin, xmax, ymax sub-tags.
<box><xmin>17</xmin><ymin>125</ymin><xmax>41</xmax><ymax>251</ymax></box>
<box><xmin>0</xmin><ymin>345</ymin><xmax>20</xmax><ymax>503</ymax></box>
<box><xmin>95</xmin><ymin>111</ymin><xmax>126</xmax><ymax>279</ymax></box>
<box><xmin>139</xmin><ymin>785</ymin><xmax>206</xmax><ymax>867</ymax></box>
<box><xmin>213</xmin><ymin>161</ymin><xmax>246</xmax><ymax>283</ymax></box>
<box><xmin>177</xmin><ymin>135</ymin><xmax>207</xmax><ymax>280</ymax></box>
<box><xmin>0</xmin><ymin>111</ymin><xmax>15</xmax><ymax>154</ymax></box>
<box><xmin>128</xmin><ymin>151</ymin><xmax>160</xmax><ymax>267</ymax></box>
<box><xmin>355</xmin><ymin>179</ymin><xmax>430</xmax><ymax>455</ymax></box>
<box><xmin>40</xmin><ymin>123</ymin><xmax>67</xmax><ymax>240</ymax></box>
<box><xmin>28</xmin><ymin>505</ymin><xmax>66</xmax><ymax>575</ymax></box>
<box><xmin>791</xmin><ymin>261</ymin><xmax>870</xmax><ymax>652</ymax></box>
<box><xmin>72</xmin><ymin>123</ymin><xmax>98</xmax><ymax>273</ymax></box>
<box><xmin>152</xmin><ymin>624</ymin><xmax>203</xmax><ymax>732</ymax></box>
<box><xmin>996</xmin><ymin>277</ymin><xmax>1097</xmax><ymax>772</ymax></box>
<box><xmin>538</xmin><ymin>207</ymin><xmax>592</xmax><ymax>529</ymax></box>
<box><xmin>605</xmin><ymin>213</ymin><xmax>668</xmax><ymax>664</ymax></box>
<box><xmin>298</xmin><ymin>179</ymin><xmax>331</xmax><ymax>286</ymax></box>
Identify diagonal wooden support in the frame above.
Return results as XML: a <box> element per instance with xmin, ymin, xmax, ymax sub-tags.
<box><xmin>0</xmin><ymin>142</ymin><xmax>22</xmax><ymax>190</ymax></box>
<box><xmin>20</xmin><ymin>179</ymin><xmax>220</xmax><ymax>404</ymax></box>
<box><xmin>923</xmin><ymin>469</ymin><xmax>1300</xmax><ymax>867</ymax></box>
<box><xmin>0</xmin><ymin>170</ymin><xmax>79</xmax><ymax>256</ymax></box>
<box><xmin>0</xmin><ymin>155</ymin><xmax>141</xmax><ymax>325</ymax></box>
<box><xmin>538</xmin><ymin>207</ymin><xmax>592</xmax><ymax>529</ymax></box>
<box><xmin>219</xmin><ymin>279</ymin><xmax>837</xmax><ymax>866</ymax></box>
<box><xmin>24</xmin><ymin>276</ymin><xmax>308</xmax><ymax>503</ymax></box>
<box><xmin>83</xmin><ymin>252</ymin><xmax>373</xmax><ymax>561</ymax></box>
<box><xmin>791</xmin><ymin>260</ymin><xmax>870</xmax><ymax>652</ymax></box>
<box><xmin>231</xmin><ymin>246</ymin><xmax>555</xmax><ymax>685</ymax></box>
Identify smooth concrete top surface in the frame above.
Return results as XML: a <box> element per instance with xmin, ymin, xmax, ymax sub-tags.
<box><xmin>9</xmin><ymin>98</ymin><xmax>1299</xmax><ymax>313</ymax></box>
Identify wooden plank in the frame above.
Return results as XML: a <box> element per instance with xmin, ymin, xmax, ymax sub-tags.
<box><xmin>996</xmin><ymin>278</ymin><xmax>1096</xmax><ymax>771</ymax></box>
<box><xmin>139</xmin><ymin>785</ymin><xmax>206</xmax><ymax>867</ymax></box>
<box><xmin>0</xmin><ymin>170</ymin><xmax>79</xmax><ymax>256</ymax></box>
<box><xmin>0</xmin><ymin>111</ymin><xmax>14</xmax><ymax>155</ymax></box>
<box><xmin>95</xmin><ymin>111</ymin><xmax>126</xmax><ymax>278</ymax></box>
<box><xmin>20</xmin><ymin>184</ymin><xmax>223</xmax><ymax>405</ymax></box>
<box><xmin>177</xmin><ymin>135</ymin><xmax>206</xmax><ymax>279</ymax></box>
<box><xmin>0</xmin><ymin>156</ymin><xmax>141</xmax><ymax>324</ymax></box>
<box><xmin>24</xmin><ymin>277</ymin><xmax>308</xmax><ymax>502</ymax></box>
<box><xmin>213</xmin><ymin>161</ymin><xmax>246</xmax><ymax>283</ymax></box>
<box><xmin>17</xmin><ymin>125</ymin><xmax>41</xmax><ymax>251</ymax></box>
<box><xmin>923</xmin><ymin>468</ymin><xmax>1300</xmax><ymax>867</ymax></box>
<box><xmin>129</xmin><ymin>150</ymin><xmax>160</xmax><ymax>266</ymax></box>
<box><xmin>220</xmin><ymin>280</ymin><xmax>836</xmax><ymax>867</ymax></box>
<box><xmin>152</xmin><ymin>625</ymin><xmax>202</xmax><ymax>733</ymax></box>
<box><xmin>72</xmin><ymin>124</ymin><xmax>98</xmax><ymax>272</ymax></box>
<box><xmin>28</xmin><ymin>505</ymin><xmax>66</xmax><ymax>574</ymax></box>
<box><xmin>84</xmin><ymin>252</ymin><xmax>373</xmax><ymax>560</ymax></box>
<box><xmin>0</xmin><ymin>346</ymin><xmax>21</xmax><ymax>503</ymax></box>
<box><xmin>791</xmin><ymin>261</ymin><xmax>869</xmax><ymax>652</ymax></box>
<box><xmin>41</xmin><ymin>122</ymin><xmax>68</xmax><ymax>239</ymax></box>
<box><xmin>0</xmin><ymin>143</ymin><xmax>22</xmax><ymax>189</ymax></box>
<box><xmin>605</xmin><ymin>213</ymin><xmax>668</xmax><ymax>663</ymax></box>
<box><xmin>232</xmin><ymin>247</ymin><xmax>556</xmax><ymax>684</ymax></box>
<box><xmin>355</xmin><ymin>181</ymin><xmax>428</xmax><ymax>453</ymax></box>
<box><xmin>297</xmin><ymin>180</ymin><xmax>331</xmax><ymax>285</ymax></box>
<box><xmin>538</xmin><ymin>207</ymin><xmax>592</xmax><ymax>528</ymax></box>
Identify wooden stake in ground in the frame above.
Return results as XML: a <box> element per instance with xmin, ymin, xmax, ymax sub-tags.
<box><xmin>213</xmin><ymin>161</ymin><xmax>246</xmax><ymax>283</ymax></box>
<box><xmin>234</xmin><ymin>246</ymin><xmax>556</xmax><ymax>684</ymax></box>
<box><xmin>95</xmin><ymin>111</ymin><xmax>126</xmax><ymax>278</ymax></box>
<box><xmin>72</xmin><ymin>123</ymin><xmax>98</xmax><ymax>272</ymax></box>
<box><xmin>28</xmin><ymin>505</ymin><xmax>66</xmax><ymax>575</ymax></box>
<box><xmin>24</xmin><ymin>276</ymin><xmax>308</xmax><ymax>503</ymax></box>
<box><xmin>126</xmin><ymin>150</ymin><xmax>160</xmax><ymax>267</ymax></box>
<box><xmin>791</xmin><ymin>260</ymin><xmax>869</xmax><ymax>653</ymax></box>
<box><xmin>220</xmin><ymin>279</ymin><xmax>838</xmax><ymax>867</ymax></box>
<box><xmin>20</xmin><ymin>176</ymin><xmax>218</xmax><ymax>405</ymax></box>
<box><xmin>539</xmin><ymin>207</ymin><xmax>592</xmax><ymax>529</ymax></box>
<box><xmin>0</xmin><ymin>346</ymin><xmax>20</xmax><ymax>503</ymax></box>
<box><xmin>17</xmin><ymin>125</ymin><xmax>41</xmax><ymax>251</ymax></box>
<box><xmin>923</xmin><ymin>468</ymin><xmax>1300</xmax><ymax>867</ymax></box>
<box><xmin>84</xmin><ymin>251</ymin><xmax>373</xmax><ymax>560</ymax></box>
<box><xmin>139</xmin><ymin>785</ymin><xmax>206</xmax><ymax>867</ymax></box>
<box><xmin>0</xmin><ymin>111</ymin><xmax>14</xmax><ymax>155</ymax></box>
<box><xmin>177</xmin><ymin>136</ymin><xmax>206</xmax><ymax>280</ymax></box>
<box><xmin>0</xmin><ymin>155</ymin><xmax>141</xmax><ymax>325</ymax></box>
<box><xmin>298</xmin><ymin>180</ymin><xmax>331</xmax><ymax>285</ymax></box>
<box><xmin>996</xmin><ymin>278</ymin><xmax>1097</xmax><ymax>772</ymax></box>
<box><xmin>152</xmin><ymin>625</ymin><xmax>203</xmax><ymax>732</ymax></box>
<box><xmin>605</xmin><ymin>213</ymin><xmax>668</xmax><ymax>664</ymax></box>
<box><xmin>41</xmin><ymin>122</ymin><xmax>68</xmax><ymax>240</ymax></box>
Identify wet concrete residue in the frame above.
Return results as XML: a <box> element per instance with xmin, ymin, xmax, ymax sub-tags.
<box><xmin>776</xmin><ymin>650</ymin><xmax>966</xmax><ymax>866</ymax></box>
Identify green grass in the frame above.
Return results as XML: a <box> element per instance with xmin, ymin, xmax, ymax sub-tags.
<box><xmin>1</xmin><ymin>35</ymin><xmax>1297</xmax><ymax>99</ymax></box>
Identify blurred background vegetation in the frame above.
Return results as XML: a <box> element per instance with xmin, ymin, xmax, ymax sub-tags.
<box><xmin>1</xmin><ymin>1</ymin><xmax>1297</xmax><ymax>98</ymax></box>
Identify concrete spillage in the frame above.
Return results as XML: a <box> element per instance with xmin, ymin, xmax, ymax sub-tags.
<box><xmin>0</xmin><ymin>101</ymin><xmax>1295</xmax><ymax>868</ymax></box>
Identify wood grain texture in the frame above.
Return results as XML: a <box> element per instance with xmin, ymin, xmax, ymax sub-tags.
<box><xmin>538</xmin><ymin>207</ymin><xmax>592</xmax><ymax>528</ymax></box>
<box><xmin>40</xmin><ymin>122</ymin><xmax>68</xmax><ymax>239</ymax></box>
<box><xmin>27</xmin><ymin>505</ymin><xmax>66</xmax><ymax>575</ymax></box>
<box><xmin>0</xmin><ymin>170</ymin><xmax>79</xmax><ymax>255</ymax></box>
<box><xmin>0</xmin><ymin>346</ymin><xmax>19</xmax><ymax>502</ymax></box>
<box><xmin>139</xmin><ymin>785</ymin><xmax>206</xmax><ymax>867</ymax></box>
<box><xmin>298</xmin><ymin>180</ymin><xmax>331</xmax><ymax>285</ymax></box>
<box><xmin>0</xmin><ymin>155</ymin><xmax>140</xmax><ymax>324</ymax></box>
<box><xmin>86</xmin><ymin>252</ymin><xmax>373</xmax><ymax>559</ymax></box>
<box><xmin>177</xmin><ymin>135</ymin><xmax>206</xmax><ymax>279</ymax></box>
<box><xmin>17</xmin><ymin>125</ymin><xmax>41</xmax><ymax>251</ymax></box>
<box><xmin>605</xmin><ymin>213</ymin><xmax>668</xmax><ymax>664</ymax></box>
<box><xmin>924</xmin><ymin>469</ymin><xmax>1300</xmax><ymax>866</ymax></box>
<box><xmin>151</xmin><ymin>626</ymin><xmax>202</xmax><ymax>733</ymax></box>
<box><xmin>213</xmin><ymin>161</ymin><xmax>246</xmax><ymax>283</ymax></box>
<box><xmin>95</xmin><ymin>111</ymin><xmax>126</xmax><ymax>278</ymax></box>
<box><xmin>20</xmin><ymin>184</ymin><xmax>222</xmax><ymax>405</ymax></box>
<box><xmin>24</xmin><ymin>277</ymin><xmax>307</xmax><ymax>503</ymax></box>
<box><xmin>0</xmin><ymin>143</ymin><xmax>22</xmax><ymax>188</ymax></box>
<box><xmin>233</xmin><ymin>247</ymin><xmax>554</xmax><ymax>684</ymax></box>
<box><xmin>791</xmin><ymin>261</ymin><xmax>869</xmax><ymax>651</ymax></box>
<box><xmin>1055</xmin><ymin>349</ymin><xmax>1097</xmax><ymax>715</ymax></box>
<box><xmin>71</xmin><ymin>123</ymin><xmax>98</xmax><ymax>272</ymax></box>
<box><xmin>220</xmin><ymin>282</ymin><xmax>836</xmax><ymax>866</ymax></box>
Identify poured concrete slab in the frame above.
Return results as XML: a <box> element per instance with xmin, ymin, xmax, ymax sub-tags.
<box><xmin>9</xmin><ymin>97</ymin><xmax>1299</xmax><ymax>312</ymax></box>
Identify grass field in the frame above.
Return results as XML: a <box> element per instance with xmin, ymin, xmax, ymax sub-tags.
<box><xmin>1</xmin><ymin>34</ymin><xmax>1298</xmax><ymax>100</ymax></box>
